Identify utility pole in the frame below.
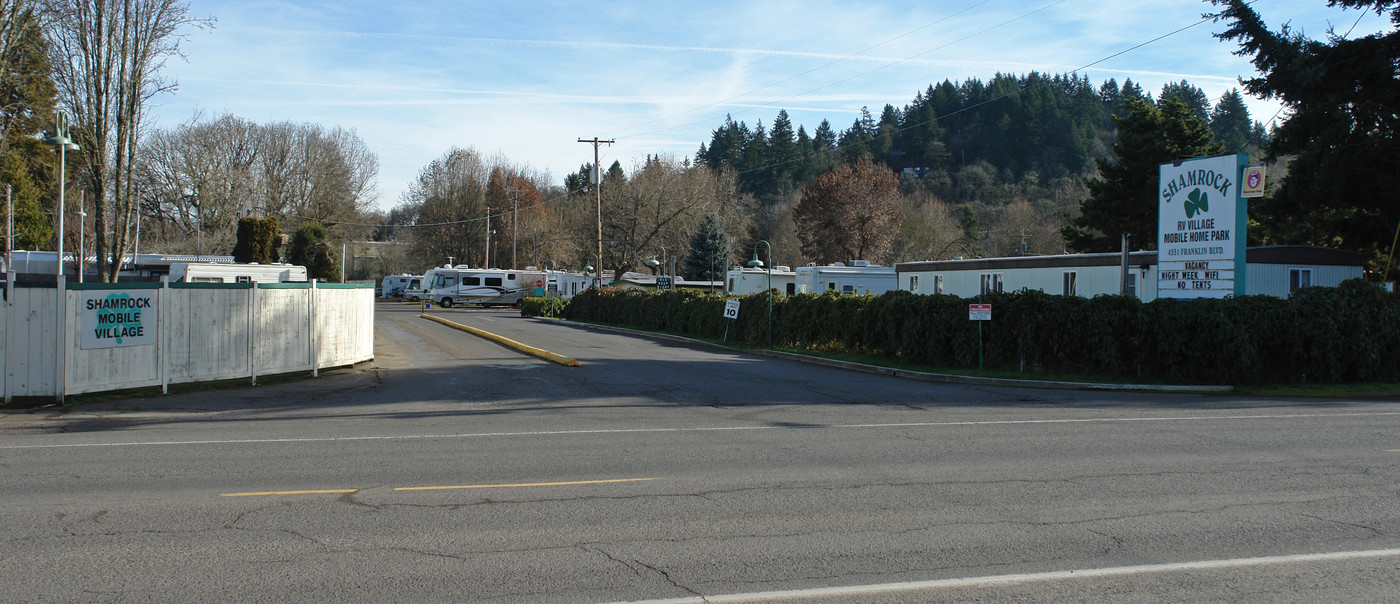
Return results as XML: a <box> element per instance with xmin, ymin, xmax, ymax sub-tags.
<box><xmin>505</xmin><ymin>185</ymin><xmax>519</xmax><ymax>269</ymax></box>
<box><xmin>578</xmin><ymin>137</ymin><xmax>614</xmax><ymax>285</ymax></box>
<box><xmin>485</xmin><ymin>209</ymin><xmax>492</xmax><ymax>268</ymax></box>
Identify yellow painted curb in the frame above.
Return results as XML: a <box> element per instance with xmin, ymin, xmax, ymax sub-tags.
<box><xmin>421</xmin><ymin>313</ymin><xmax>580</xmax><ymax>367</ymax></box>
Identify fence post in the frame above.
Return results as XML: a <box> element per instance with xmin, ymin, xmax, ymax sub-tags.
<box><xmin>249</xmin><ymin>283</ymin><xmax>257</xmax><ymax>385</ymax></box>
<box><xmin>55</xmin><ymin>277</ymin><xmax>65</xmax><ymax>404</ymax></box>
<box><xmin>160</xmin><ymin>276</ymin><xmax>169</xmax><ymax>395</ymax></box>
<box><xmin>3</xmin><ymin>270</ymin><xmax>11</xmax><ymax>403</ymax></box>
<box><xmin>310</xmin><ymin>279</ymin><xmax>318</xmax><ymax>377</ymax></box>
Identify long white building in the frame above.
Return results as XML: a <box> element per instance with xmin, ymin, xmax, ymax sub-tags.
<box><xmin>894</xmin><ymin>246</ymin><xmax>1365</xmax><ymax>300</ymax></box>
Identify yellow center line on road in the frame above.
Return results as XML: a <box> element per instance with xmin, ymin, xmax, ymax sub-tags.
<box><xmin>221</xmin><ymin>489</ymin><xmax>358</xmax><ymax>497</ymax></box>
<box><xmin>220</xmin><ymin>477</ymin><xmax>661</xmax><ymax>497</ymax></box>
<box><xmin>394</xmin><ymin>477</ymin><xmax>662</xmax><ymax>492</ymax></box>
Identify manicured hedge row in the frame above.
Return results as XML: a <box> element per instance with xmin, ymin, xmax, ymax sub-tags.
<box><xmin>520</xmin><ymin>296</ymin><xmax>568</xmax><ymax>318</ymax></box>
<box><xmin>542</xmin><ymin>279</ymin><xmax>1400</xmax><ymax>385</ymax></box>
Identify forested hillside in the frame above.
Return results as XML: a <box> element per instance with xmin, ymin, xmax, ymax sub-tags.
<box><xmin>693</xmin><ymin>72</ymin><xmax>1267</xmax><ymax>262</ymax></box>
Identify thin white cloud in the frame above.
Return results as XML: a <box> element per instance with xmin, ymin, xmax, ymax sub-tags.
<box><xmin>154</xmin><ymin>0</ymin><xmax>1361</xmax><ymax>209</ymax></box>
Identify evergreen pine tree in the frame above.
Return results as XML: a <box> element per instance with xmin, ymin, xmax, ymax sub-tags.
<box><xmin>1209</xmin><ymin>89</ymin><xmax>1255</xmax><ymax>153</ymax></box>
<box><xmin>683</xmin><ymin>215</ymin><xmax>728</xmax><ymax>281</ymax></box>
<box><xmin>1062</xmin><ymin>98</ymin><xmax>1223</xmax><ymax>252</ymax></box>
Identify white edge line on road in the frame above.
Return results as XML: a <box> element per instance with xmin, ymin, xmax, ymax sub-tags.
<box><xmin>5</xmin><ymin>411</ymin><xmax>1400</xmax><ymax>450</ymax></box>
<box><xmin>607</xmin><ymin>548</ymin><xmax>1400</xmax><ymax>604</ymax></box>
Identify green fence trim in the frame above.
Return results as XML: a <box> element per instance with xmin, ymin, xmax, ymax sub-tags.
<box><xmin>170</xmin><ymin>282</ymin><xmax>255</xmax><ymax>289</ymax></box>
<box><xmin>257</xmin><ymin>282</ymin><xmax>312</xmax><ymax>289</ymax></box>
<box><xmin>316</xmin><ymin>283</ymin><xmax>374</xmax><ymax>289</ymax></box>
<box><xmin>68</xmin><ymin>282</ymin><xmax>163</xmax><ymax>290</ymax></box>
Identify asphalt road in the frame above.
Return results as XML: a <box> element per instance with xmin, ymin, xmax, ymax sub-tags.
<box><xmin>1</xmin><ymin>300</ymin><xmax>1398</xmax><ymax>602</ymax></box>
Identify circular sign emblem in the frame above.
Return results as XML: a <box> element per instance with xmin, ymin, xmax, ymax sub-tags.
<box><xmin>1247</xmin><ymin>170</ymin><xmax>1261</xmax><ymax>188</ymax></box>
<box><xmin>535</xmin><ymin>279</ymin><xmax>544</xmax><ymax>287</ymax></box>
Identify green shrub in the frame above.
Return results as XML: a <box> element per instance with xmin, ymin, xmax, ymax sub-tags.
<box><xmin>554</xmin><ymin>278</ymin><xmax>1400</xmax><ymax>386</ymax></box>
<box><xmin>520</xmin><ymin>296</ymin><xmax>568</xmax><ymax>318</ymax></box>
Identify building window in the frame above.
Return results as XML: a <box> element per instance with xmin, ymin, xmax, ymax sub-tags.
<box><xmin>909</xmin><ymin>275</ymin><xmax>920</xmax><ymax>292</ymax></box>
<box><xmin>1063</xmin><ymin>271</ymin><xmax>1077</xmax><ymax>296</ymax></box>
<box><xmin>980</xmin><ymin>273</ymin><xmax>1004</xmax><ymax>295</ymax></box>
<box><xmin>933</xmin><ymin>274</ymin><xmax>944</xmax><ymax>295</ymax></box>
<box><xmin>1290</xmin><ymin>268</ymin><xmax>1312</xmax><ymax>292</ymax></box>
<box><xmin>236</xmin><ymin>276</ymin><xmax>252</xmax><ymax>284</ymax></box>
<box><xmin>842</xmin><ymin>284</ymin><xmax>854</xmax><ymax>294</ymax></box>
<box><xmin>786</xmin><ymin>283</ymin><xmax>795</xmax><ymax>296</ymax></box>
<box><xmin>828</xmin><ymin>282</ymin><xmax>836</xmax><ymax>290</ymax></box>
<box><xmin>1126</xmin><ymin>274</ymin><xmax>1137</xmax><ymax>297</ymax></box>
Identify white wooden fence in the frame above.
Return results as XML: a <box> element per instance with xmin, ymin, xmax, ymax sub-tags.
<box><xmin>2</xmin><ymin>278</ymin><xmax>374</xmax><ymax>401</ymax></box>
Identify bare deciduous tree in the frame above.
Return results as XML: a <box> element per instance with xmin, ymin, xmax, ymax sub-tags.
<box><xmin>47</xmin><ymin>0</ymin><xmax>209</xmax><ymax>280</ymax></box>
<box><xmin>594</xmin><ymin>155</ymin><xmax>752</xmax><ymax>279</ymax></box>
<box><xmin>893</xmin><ymin>190</ymin><xmax>969</xmax><ymax>262</ymax></box>
<box><xmin>135</xmin><ymin>114</ymin><xmax>379</xmax><ymax>256</ymax></box>
<box><xmin>793</xmin><ymin>158</ymin><xmax>904</xmax><ymax>265</ymax></box>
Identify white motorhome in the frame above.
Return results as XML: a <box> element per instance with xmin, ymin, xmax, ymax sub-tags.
<box><xmin>168</xmin><ymin>262</ymin><xmax>307</xmax><ymax>284</ymax></box>
<box><xmin>429</xmin><ymin>267</ymin><xmax>544</xmax><ymax>307</ymax></box>
<box><xmin>726</xmin><ymin>266</ymin><xmax>797</xmax><ymax>296</ymax></box>
<box><xmin>380</xmin><ymin>273</ymin><xmax>418</xmax><ymax>298</ymax></box>
<box><xmin>544</xmin><ymin>270</ymin><xmax>594</xmax><ymax>298</ymax></box>
<box><xmin>795</xmin><ymin>261</ymin><xmax>897</xmax><ymax>296</ymax></box>
<box><xmin>403</xmin><ymin>268</ymin><xmax>446</xmax><ymax>301</ymax></box>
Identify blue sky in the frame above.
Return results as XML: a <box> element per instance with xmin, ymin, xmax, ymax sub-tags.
<box><xmin>155</xmin><ymin>1</ymin><xmax>1388</xmax><ymax>211</ymax></box>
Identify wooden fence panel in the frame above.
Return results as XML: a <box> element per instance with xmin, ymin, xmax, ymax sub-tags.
<box><xmin>255</xmin><ymin>286</ymin><xmax>313</xmax><ymax>374</ymax></box>
<box><xmin>315</xmin><ymin>286</ymin><xmax>375</xmax><ymax>367</ymax></box>
<box><xmin>5</xmin><ymin>286</ymin><xmax>59</xmax><ymax>397</ymax></box>
<box><xmin>167</xmin><ymin>285</ymin><xmax>252</xmax><ymax>384</ymax></box>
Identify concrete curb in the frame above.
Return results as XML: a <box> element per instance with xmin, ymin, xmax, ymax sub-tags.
<box><xmin>423</xmin><ymin>314</ymin><xmax>579</xmax><ymax>367</ymax></box>
<box><xmin>537</xmin><ymin>317</ymin><xmax>1231</xmax><ymax>393</ymax></box>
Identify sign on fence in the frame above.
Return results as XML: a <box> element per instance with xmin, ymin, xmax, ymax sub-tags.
<box><xmin>80</xmin><ymin>290</ymin><xmax>157</xmax><ymax>349</ymax></box>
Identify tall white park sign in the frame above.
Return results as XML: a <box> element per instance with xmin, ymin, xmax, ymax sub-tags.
<box><xmin>1158</xmin><ymin>153</ymin><xmax>1249</xmax><ymax>299</ymax></box>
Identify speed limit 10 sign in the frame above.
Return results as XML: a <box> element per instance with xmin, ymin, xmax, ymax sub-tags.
<box><xmin>722</xmin><ymin>299</ymin><xmax>741</xmax><ymax>319</ymax></box>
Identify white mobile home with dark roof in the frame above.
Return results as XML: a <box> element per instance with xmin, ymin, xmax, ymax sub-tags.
<box><xmin>894</xmin><ymin>246</ymin><xmax>1364</xmax><ymax>300</ymax></box>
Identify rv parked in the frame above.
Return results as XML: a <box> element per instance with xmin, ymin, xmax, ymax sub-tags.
<box><xmin>428</xmin><ymin>267</ymin><xmax>544</xmax><ymax>307</ymax></box>
<box><xmin>403</xmin><ymin>269</ymin><xmax>443</xmax><ymax>301</ymax></box>
<box><xmin>380</xmin><ymin>273</ymin><xmax>418</xmax><ymax>298</ymax></box>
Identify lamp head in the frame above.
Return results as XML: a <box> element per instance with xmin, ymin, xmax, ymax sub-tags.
<box><xmin>747</xmin><ymin>254</ymin><xmax>763</xmax><ymax>268</ymax></box>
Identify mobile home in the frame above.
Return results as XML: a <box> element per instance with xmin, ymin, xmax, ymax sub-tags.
<box><xmin>168</xmin><ymin>262</ymin><xmax>307</xmax><ymax>284</ymax></box>
<box><xmin>726</xmin><ymin>266</ymin><xmax>797</xmax><ymax>296</ymax></box>
<box><xmin>894</xmin><ymin>246</ymin><xmax>1364</xmax><ymax>300</ymax></box>
<box><xmin>794</xmin><ymin>261</ymin><xmax>897</xmax><ymax>296</ymax></box>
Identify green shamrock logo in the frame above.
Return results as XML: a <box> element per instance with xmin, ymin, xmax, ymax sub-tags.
<box><xmin>1184</xmin><ymin>188</ymin><xmax>1209</xmax><ymax>218</ymax></box>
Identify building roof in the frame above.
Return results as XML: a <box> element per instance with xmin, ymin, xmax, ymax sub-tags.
<box><xmin>895</xmin><ymin>246</ymin><xmax>1364</xmax><ymax>273</ymax></box>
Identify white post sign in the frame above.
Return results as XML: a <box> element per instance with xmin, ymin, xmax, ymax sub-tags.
<box><xmin>80</xmin><ymin>289</ymin><xmax>157</xmax><ymax>349</ymax></box>
<box><xmin>1157</xmin><ymin>153</ymin><xmax>1249</xmax><ymax>299</ymax></box>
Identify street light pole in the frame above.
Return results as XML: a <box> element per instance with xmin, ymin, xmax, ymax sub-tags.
<box><xmin>748</xmin><ymin>240</ymin><xmax>772</xmax><ymax>348</ymax></box>
<box><xmin>46</xmin><ymin>112</ymin><xmax>79</xmax><ymax>280</ymax></box>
